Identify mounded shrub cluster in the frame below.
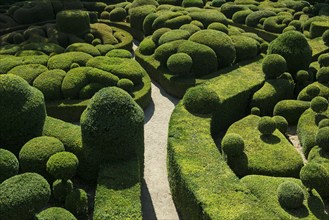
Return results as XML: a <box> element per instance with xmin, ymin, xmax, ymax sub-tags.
<box><xmin>0</xmin><ymin>149</ymin><xmax>19</xmax><ymax>183</ymax></box>
<box><xmin>262</xmin><ymin>54</ymin><xmax>287</xmax><ymax>79</ymax></box>
<box><xmin>258</xmin><ymin>116</ymin><xmax>276</xmax><ymax>136</ymax></box>
<box><xmin>221</xmin><ymin>133</ymin><xmax>245</xmax><ymax>157</ymax></box>
<box><xmin>277</xmin><ymin>181</ymin><xmax>305</xmax><ymax>209</ymax></box>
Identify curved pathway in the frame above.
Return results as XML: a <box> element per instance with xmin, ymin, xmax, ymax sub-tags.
<box><xmin>142</xmin><ymin>81</ymin><xmax>180</xmax><ymax>220</ymax></box>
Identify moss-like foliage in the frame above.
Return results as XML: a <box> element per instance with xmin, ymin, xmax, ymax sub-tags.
<box><xmin>0</xmin><ymin>149</ymin><xmax>19</xmax><ymax>183</ymax></box>
<box><xmin>33</xmin><ymin>69</ymin><xmax>66</xmax><ymax>101</ymax></box>
<box><xmin>273</xmin><ymin>115</ymin><xmax>288</xmax><ymax>134</ymax></box>
<box><xmin>117</xmin><ymin>78</ymin><xmax>134</xmax><ymax>93</ymax></box>
<box><xmin>310</xmin><ymin>96</ymin><xmax>328</xmax><ymax>113</ymax></box>
<box><xmin>189</xmin><ymin>29</ymin><xmax>236</xmax><ymax>67</ymax></box>
<box><xmin>273</xmin><ymin>100</ymin><xmax>310</xmax><ymax>125</ymax></box>
<box><xmin>56</xmin><ymin>10</ymin><xmax>90</xmax><ymax>36</ymax></box>
<box><xmin>231</xmin><ymin>35</ymin><xmax>258</xmax><ymax>62</ymax></box>
<box><xmin>323</xmin><ymin>29</ymin><xmax>329</xmax><ymax>45</ymax></box>
<box><xmin>81</xmin><ymin>87</ymin><xmax>144</xmax><ymax>174</ymax></box>
<box><xmin>139</xmin><ymin>37</ymin><xmax>156</xmax><ymax>55</ymax></box>
<box><xmin>158</xmin><ymin>30</ymin><xmax>190</xmax><ymax>45</ymax></box>
<box><xmin>21</xmin><ymin>43</ymin><xmax>65</xmax><ymax>55</ymax></box>
<box><xmin>47</xmin><ymin>52</ymin><xmax>93</xmax><ymax>71</ymax></box>
<box><xmin>65</xmin><ymin>43</ymin><xmax>101</xmax><ymax>56</ymax></box>
<box><xmin>0</xmin><ymin>173</ymin><xmax>51</xmax><ymax>220</ymax></box>
<box><xmin>46</xmin><ymin>152</ymin><xmax>79</xmax><ymax>180</ymax></box>
<box><xmin>319</xmin><ymin>118</ymin><xmax>329</xmax><ymax>128</ymax></box>
<box><xmin>106</xmin><ymin>49</ymin><xmax>132</xmax><ymax>58</ymax></box>
<box><xmin>226</xmin><ymin>115</ymin><xmax>303</xmax><ymax>177</ymax></box>
<box><xmin>221</xmin><ymin>3</ymin><xmax>247</xmax><ymax>19</ymax></box>
<box><xmin>129</xmin><ymin>5</ymin><xmax>156</xmax><ymax>31</ymax></box>
<box><xmin>316</xmin><ymin>127</ymin><xmax>329</xmax><ymax>151</ymax></box>
<box><xmin>0</xmin><ymin>55</ymin><xmax>48</xmax><ymax>74</ymax></box>
<box><xmin>180</xmin><ymin>24</ymin><xmax>201</xmax><ymax>35</ymax></box>
<box><xmin>318</xmin><ymin>53</ymin><xmax>329</xmax><ymax>67</ymax></box>
<box><xmin>263</xmin><ymin>16</ymin><xmax>288</xmax><ymax>33</ymax></box>
<box><xmin>65</xmin><ymin>189</ymin><xmax>88</xmax><ymax>218</ymax></box>
<box><xmin>36</xmin><ymin>207</ymin><xmax>77</xmax><ymax>220</ymax></box>
<box><xmin>262</xmin><ymin>54</ymin><xmax>287</xmax><ymax>79</ymax></box>
<box><xmin>207</xmin><ymin>22</ymin><xmax>228</xmax><ymax>34</ymax></box>
<box><xmin>8</xmin><ymin>64</ymin><xmax>48</xmax><ymax>85</ymax></box>
<box><xmin>52</xmin><ymin>179</ymin><xmax>73</xmax><ymax>202</ymax></box>
<box><xmin>154</xmin><ymin>39</ymin><xmax>182</xmax><ymax>64</ymax></box>
<box><xmin>310</xmin><ymin>21</ymin><xmax>329</xmax><ymax>39</ymax></box>
<box><xmin>277</xmin><ymin>181</ymin><xmax>305</xmax><ymax>209</ymax></box>
<box><xmin>232</xmin><ymin>10</ymin><xmax>253</xmax><ymax>24</ymax></box>
<box><xmin>151</xmin><ymin>28</ymin><xmax>172</xmax><ymax>45</ymax></box>
<box><xmin>109</xmin><ymin>7</ymin><xmax>127</xmax><ymax>22</ymax></box>
<box><xmin>222</xmin><ymin>133</ymin><xmax>245</xmax><ymax>157</ymax></box>
<box><xmin>167</xmin><ymin>53</ymin><xmax>193</xmax><ymax>76</ymax></box>
<box><xmin>188</xmin><ymin>9</ymin><xmax>227</xmax><ymax>28</ymax></box>
<box><xmin>182</xmin><ymin>0</ymin><xmax>204</xmax><ymax>8</ymax></box>
<box><xmin>245</xmin><ymin>10</ymin><xmax>276</xmax><ymax>27</ymax></box>
<box><xmin>19</xmin><ymin>136</ymin><xmax>65</xmax><ymax>177</ymax></box>
<box><xmin>0</xmin><ymin>75</ymin><xmax>46</xmax><ymax>154</ymax></box>
<box><xmin>258</xmin><ymin>116</ymin><xmax>276</xmax><ymax>135</ymax></box>
<box><xmin>316</xmin><ymin>67</ymin><xmax>329</xmax><ymax>83</ymax></box>
<box><xmin>183</xmin><ymin>86</ymin><xmax>219</xmax><ymax>115</ymax></box>
<box><xmin>268</xmin><ymin>31</ymin><xmax>312</xmax><ymax>75</ymax></box>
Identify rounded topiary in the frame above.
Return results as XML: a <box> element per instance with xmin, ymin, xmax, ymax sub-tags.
<box><xmin>36</xmin><ymin>207</ymin><xmax>77</xmax><ymax>220</ymax></box>
<box><xmin>310</xmin><ymin>96</ymin><xmax>328</xmax><ymax>114</ymax></box>
<box><xmin>251</xmin><ymin>107</ymin><xmax>261</xmax><ymax>116</ymax></box>
<box><xmin>300</xmin><ymin>162</ymin><xmax>329</xmax><ymax>198</ymax></box>
<box><xmin>151</xmin><ymin>28</ymin><xmax>171</xmax><ymax>45</ymax></box>
<box><xmin>46</xmin><ymin>152</ymin><xmax>79</xmax><ymax>181</ymax></box>
<box><xmin>262</xmin><ymin>54</ymin><xmax>287</xmax><ymax>79</ymax></box>
<box><xmin>316</xmin><ymin>127</ymin><xmax>329</xmax><ymax>151</ymax></box>
<box><xmin>306</xmin><ymin>85</ymin><xmax>320</xmax><ymax>97</ymax></box>
<box><xmin>221</xmin><ymin>133</ymin><xmax>245</xmax><ymax>157</ymax></box>
<box><xmin>319</xmin><ymin>118</ymin><xmax>329</xmax><ymax>128</ymax></box>
<box><xmin>117</xmin><ymin>78</ymin><xmax>134</xmax><ymax>93</ymax></box>
<box><xmin>0</xmin><ymin>173</ymin><xmax>51</xmax><ymax>220</ymax></box>
<box><xmin>316</xmin><ymin>67</ymin><xmax>329</xmax><ymax>83</ymax></box>
<box><xmin>56</xmin><ymin>10</ymin><xmax>90</xmax><ymax>36</ymax></box>
<box><xmin>258</xmin><ymin>116</ymin><xmax>277</xmax><ymax>135</ymax></box>
<box><xmin>0</xmin><ymin>74</ymin><xmax>46</xmax><ymax>154</ymax></box>
<box><xmin>0</xmin><ymin>148</ymin><xmax>19</xmax><ymax>183</ymax></box>
<box><xmin>268</xmin><ymin>31</ymin><xmax>312</xmax><ymax>75</ymax></box>
<box><xmin>109</xmin><ymin>7</ymin><xmax>127</xmax><ymax>22</ymax></box>
<box><xmin>19</xmin><ymin>136</ymin><xmax>65</xmax><ymax>177</ymax></box>
<box><xmin>52</xmin><ymin>179</ymin><xmax>73</xmax><ymax>202</ymax></box>
<box><xmin>296</xmin><ymin>70</ymin><xmax>309</xmax><ymax>82</ymax></box>
<box><xmin>183</xmin><ymin>86</ymin><xmax>220</xmax><ymax>115</ymax></box>
<box><xmin>260</xmin><ymin>42</ymin><xmax>268</xmax><ymax>54</ymax></box>
<box><xmin>80</xmin><ymin>87</ymin><xmax>144</xmax><ymax>174</ymax></box>
<box><xmin>318</xmin><ymin>53</ymin><xmax>329</xmax><ymax>67</ymax></box>
<box><xmin>273</xmin><ymin>115</ymin><xmax>288</xmax><ymax>134</ymax></box>
<box><xmin>207</xmin><ymin>22</ymin><xmax>228</xmax><ymax>34</ymax></box>
<box><xmin>323</xmin><ymin>29</ymin><xmax>329</xmax><ymax>45</ymax></box>
<box><xmin>230</xmin><ymin>35</ymin><xmax>258</xmax><ymax>62</ymax></box>
<box><xmin>167</xmin><ymin>53</ymin><xmax>193</xmax><ymax>76</ymax></box>
<box><xmin>139</xmin><ymin>38</ymin><xmax>156</xmax><ymax>55</ymax></box>
<box><xmin>277</xmin><ymin>181</ymin><xmax>305</xmax><ymax>209</ymax></box>
<box><xmin>65</xmin><ymin>189</ymin><xmax>88</xmax><ymax>218</ymax></box>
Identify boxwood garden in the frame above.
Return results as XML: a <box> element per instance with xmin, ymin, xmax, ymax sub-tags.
<box><xmin>0</xmin><ymin>0</ymin><xmax>329</xmax><ymax>219</ymax></box>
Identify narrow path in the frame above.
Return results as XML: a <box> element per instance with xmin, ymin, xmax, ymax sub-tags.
<box><xmin>142</xmin><ymin>81</ymin><xmax>180</xmax><ymax>220</ymax></box>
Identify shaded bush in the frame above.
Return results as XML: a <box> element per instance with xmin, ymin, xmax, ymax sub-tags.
<box><xmin>7</xmin><ymin>64</ymin><xmax>48</xmax><ymax>85</ymax></box>
<box><xmin>36</xmin><ymin>207</ymin><xmax>76</xmax><ymax>220</ymax></box>
<box><xmin>246</xmin><ymin>10</ymin><xmax>276</xmax><ymax>27</ymax></box>
<box><xmin>263</xmin><ymin>16</ymin><xmax>287</xmax><ymax>33</ymax></box>
<box><xmin>231</xmin><ymin>35</ymin><xmax>258</xmax><ymax>62</ymax></box>
<box><xmin>151</xmin><ymin>28</ymin><xmax>171</xmax><ymax>45</ymax></box>
<box><xmin>158</xmin><ymin>29</ymin><xmax>190</xmax><ymax>45</ymax></box>
<box><xmin>258</xmin><ymin>116</ymin><xmax>276</xmax><ymax>135</ymax></box>
<box><xmin>318</xmin><ymin>53</ymin><xmax>329</xmax><ymax>67</ymax></box>
<box><xmin>106</xmin><ymin>49</ymin><xmax>132</xmax><ymax>58</ymax></box>
<box><xmin>65</xmin><ymin>189</ymin><xmax>88</xmax><ymax>218</ymax></box>
<box><xmin>167</xmin><ymin>53</ymin><xmax>193</xmax><ymax>76</ymax></box>
<box><xmin>117</xmin><ymin>78</ymin><xmax>134</xmax><ymax>93</ymax></box>
<box><xmin>139</xmin><ymin>38</ymin><xmax>156</xmax><ymax>55</ymax></box>
<box><xmin>129</xmin><ymin>5</ymin><xmax>156</xmax><ymax>31</ymax></box>
<box><xmin>316</xmin><ymin>127</ymin><xmax>329</xmax><ymax>151</ymax></box>
<box><xmin>273</xmin><ymin>115</ymin><xmax>288</xmax><ymax>134</ymax></box>
<box><xmin>46</xmin><ymin>152</ymin><xmax>79</xmax><ymax>181</ymax></box>
<box><xmin>47</xmin><ymin>52</ymin><xmax>93</xmax><ymax>71</ymax></box>
<box><xmin>323</xmin><ymin>29</ymin><xmax>329</xmax><ymax>45</ymax></box>
<box><xmin>310</xmin><ymin>96</ymin><xmax>328</xmax><ymax>114</ymax></box>
<box><xmin>65</xmin><ymin>43</ymin><xmax>101</xmax><ymax>56</ymax></box>
<box><xmin>180</xmin><ymin>24</ymin><xmax>201</xmax><ymax>35</ymax></box>
<box><xmin>222</xmin><ymin>133</ymin><xmax>245</xmax><ymax>157</ymax></box>
<box><xmin>189</xmin><ymin>10</ymin><xmax>227</xmax><ymax>28</ymax></box>
<box><xmin>182</xmin><ymin>0</ymin><xmax>204</xmax><ymax>8</ymax></box>
<box><xmin>262</xmin><ymin>54</ymin><xmax>287</xmax><ymax>79</ymax></box>
<box><xmin>52</xmin><ymin>179</ymin><xmax>73</xmax><ymax>202</ymax></box>
<box><xmin>316</xmin><ymin>67</ymin><xmax>329</xmax><ymax>83</ymax></box>
<box><xmin>310</xmin><ymin>21</ymin><xmax>329</xmax><ymax>39</ymax></box>
<box><xmin>207</xmin><ymin>22</ymin><xmax>228</xmax><ymax>34</ymax></box>
<box><xmin>0</xmin><ymin>149</ymin><xmax>19</xmax><ymax>183</ymax></box>
<box><xmin>232</xmin><ymin>10</ymin><xmax>253</xmax><ymax>24</ymax></box>
<box><xmin>110</xmin><ymin>7</ymin><xmax>127</xmax><ymax>22</ymax></box>
<box><xmin>56</xmin><ymin>10</ymin><xmax>90</xmax><ymax>36</ymax></box>
<box><xmin>277</xmin><ymin>181</ymin><xmax>304</xmax><ymax>209</ymax></box>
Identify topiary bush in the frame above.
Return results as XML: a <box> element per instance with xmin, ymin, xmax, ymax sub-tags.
<box><xmin>56</xmin><ymin>10</ymin><xmax>90</xmax><ymax>36</ymax></box>
<box><xmin>318</xmin><ymin>53</ymin><xmax>329</xmax><ymax>67</ymax></box>
<box><xmin>36</xmin><ymin>207</ymin><xmax>77</xmax><ymax>220</ymax></box>
<box><xmin>0</xmin><ymin>74</ymin><xmax>46</xmax><ymax>154</ymax></box>
<box><xmin>109</xmin><ymin>7</ymin><xmax>127</xmax><ymax>22</ymax></box>
<box><xmin>189</xmin><ymin>10</ymin><xmax>228</xmax><ymax>28</ymax></box>
<box><xmin>263</xmin><ymin>16</ymin><xmax>287</xmax><ymax>33</ymax></box>
<box><xmin>183</xmin><ymin>86</ymin><xmax>219</xmax><ymax>115</ymax></box>
<box><xmin>139</xmin><ymin>38</ymin><xmax>156</xmax><ymax>55</ymax></box>
<box><xmin>268</xmin><ymin>31</ymin><xmax>312</xmax><ymax>75</ymax></box>
<box><xmin>207</xmin><ymin>22</ymin><xmax>228</xmax><ymax>34</ymax></box>
<box><xmin>117</xmin><ymin>78</ymin><xmax>134</xmax><ymax>93</ymax></box>
<box><xmin>182</xmin><ymin>0</ymin><xmax>204</xmax><ymax>8</ymax></box>
<box><xmin>52</xmin><ymin>179</ymin><xmax>73</xmax><ymax>202</ymax></box>
<box><xmin>300</xmin><ymin>162</ymin><xmax>329</xmax><ymax>198</ymax></box>
<box><xmin>273</xmin><ymin>115</ymin><xmax>288</xmax><ymax>134</ymax></box>
<box><xmin>232</xmin><ymin>10</ymin><xmax>253</xmax><ymax>24</ymax></box>
<box><xmin>310</xmin><ymin>96</ymin><xmax>328</xmax><ymax>114</ymax></box>
<box><xmin>47</xmin><ymin>52</ymin><xmax>93</xmax><ymax>71</ymax></box>
<box><xmin>158</xmin><ymin>29</ymin><xmax>190</xmax><ymax>45</ymax></box>
<box><xmin>315</xmin><ymin>127</ymin><xmax>329</xmax><ymax>151</ymax></box>
<box><xmin>319</xmin><ymin>118</ymin><xmax>329</xmax><ymax>128</ymax></box>
<box><xmin>296</xmin><ymin>70</ymin><xmax>309</xmax><ymax>83</ymax></box>
<box><xmin>310</xmin><ymin>21</ymin><xmax>329</xmax><ymax>39</ymax></box>
<box><xmin>277</xmin><ymin>181</ymin><xmax>305</xmax><ymax>210</ymax></box>
<box><xmin>65</xmin><ymin>189</ymin><xmax>88</xmax><ymax>218</ymax></box>
<box><xmin>151</xmin><ymin>28</ymin><xmax>172</xmax><ymax>45</ymax></box>
<box><xmin>323</xmin><ymin>29</ymin><xmax>329</xmax><ymax>45</ymax></box>
<box><xmin>251</xmin><ymin>107</ymin><xmax>261</xmax><ymax>116</ymax></box>
<box><xmin>262</xmin><ymin>54</ymin><xmax>287</xmax><ymax>79</ymax></box>
<box><xmin>19</xmin><ymin>136</ymin><xmax>65</xmax><ymax>177</ymax></box>
<box><xmin>0</xmin><ymin>173</ymin><xmax>51</xmax><ymax>220</ymax></box>
<box><xmin>316</xmin><ymin>67</ymin><xmax>329</xmax><ymax>83</ymax></box>
<box><xmin>306</xmin><ymin>85</ymin><xmax>320</xmax><ymax>98</ymax></box>
<box><xmin>81</xmin><ymin>87</ymin><xmax>144</xmax><ymax>174</ymax></box>
<box><xmin>258</xmin><ymin>116</ymin><xmax>276</xmax><ymax>136</ymax></box>
<box><xmin>245</xmin><ymin>10</ymin><xmax>276</xmax><ymax>27</ymax></box>
<box><xmin>129</xmin><ymin>5</ymin><xmax>156</xmax><ymax>31</ymax></box>
<box><xmin>0</xmin><ymin>148</ymin><xmax>19</xmax><ymax>183</ymax></box>
<box><xmin>8</xmin><ymin>64</ymin><xmax>48</xmax><ymax>85</ymax></box>
<box><xmin>231</xmin><ymin>35</ymin><xmax>258</xmax><ymax>62</ymax></box>
<box><xmin>221</xmin><ymin>133</ymin><xmax>245</xmax><ymax>157</ymax></box>
<box><xmin>167</xmin><ymin>53</ymin><xmax>193</xmax><ymax>76</ymax></box>
<box><xmin>46</xmin><ymin>152</ymin><xmax>79</xmax><ymax>181</ymax></box>
<box><xmin>106</xmin><ymin>49</ymin><xmax>132</xmax><ymax>58</ymax></box>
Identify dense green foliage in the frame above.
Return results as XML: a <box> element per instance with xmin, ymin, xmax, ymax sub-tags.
<box><xmin>65</xmin><ymin>189</ymin><xmax>88</xmax><ymax>218</ymax></box>
<box><xmin>0</xmin><ymin>149</ymin><xmax>19</xmax><ymax>183</ymax></box>
<box><xmin>231</xmin><ymin>35</ymin><xmax>258</xmax><ymax>62</ymax></box>
<box><xmin>316</xmin><ymin>127</ymin><xmax>329</xmax><ymax>151</ymax></box>
<box><xmin>273</xmin><ymin>115</ymin><xmax>288</xmax><ymax>134</ymax></box>
<box><xmin>167</xmin><ymin>53</ymin><xmax>193</xmax><ymax>76</ymax></box>
<box><xmin>262</xmin><ymin>54</ymin><xmax>287</xmax><ymax>79</ymax></box>
<box><xmin>46</xmin><ymin>152</ymin><xmax>79</xmax><ymax>180</ymax></box>
<box><xmin>221</xmin><ymin>133</ymin><xmax>245</xmax><ymax>157</ymax></box>
<box><xmin>310</xmin><ymin>96</ymin><xmax>328</xmax><ymax>113</ymax></box>
<box><xmin>277</xmin><ymin>181</ymin><xmax>305</xmax><ymax>209</ymax></box>
<box><xmin>36</xmin><ymin>207</ymin><xmax>77</xmax><ymax>220</ymax></box>
<box><xmin>56</xmin><ymin>10</ymin><xmax>90</xmax><ymax>36</ymax></box>
<box><xmin>316</xmin><ymin>67</ymin><xmax>329</xmax><ymax>83</ymax></box>
<box><xmin>273</xmin><ymin>100</ymin><xmax>310</xmax><ymax>125</ymax></box>
<box><xmin>52</xmin><ymin>179</ymin><xmax>73</xmax><ymax>202</ymax></box>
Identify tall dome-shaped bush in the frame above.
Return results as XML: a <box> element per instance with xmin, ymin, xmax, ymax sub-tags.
<box><xmin>0</xmin><ymin>74</ymin><xmax>46</xmax><ymax>154</ymax></box>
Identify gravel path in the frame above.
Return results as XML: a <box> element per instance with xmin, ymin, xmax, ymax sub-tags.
<box><xmin>142</xmin><ymin>81</ymin><xmax>180</xmax><ymax>220</ymax></box>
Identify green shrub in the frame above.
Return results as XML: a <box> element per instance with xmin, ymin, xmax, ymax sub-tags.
<box><xmin>310</xmin><ymin>21</ymin><xmax>329</xmax><ymax>39</ymax></box>
<box><xmin>318</xmin><ymin>53</ymin><xmax>329</xmax><ymax>67</ymax></box>
<box><xmin>36</xmin><ymin>207</ymin><xmax>76</xmax><ymax>220</ymax></box>
<box><xmin>273</xmin><ymin>100</ymin><xmax>310</xmax><ymax>125</ymax></box>
<box><xmin>316</xmin><ymin>67</ymin><xmax>329</xmax><ymax>83</ymax></box>
<box><xmin>221</xmin><ymin>3</ymin><xmax>247</xmax><ymax>19</ymax></box>
<box><xmin>221</xmin><ymin>133</ymin><xmax>245</xmax><ymax>157</ymax></box>
<box><xmin>251</xmin><ymin>107</ymin><xmax>261</xmax><ymax>115</ymax></box>
<box><xmin>56</xmin><ymin>10</ymin><xmax>90</xmax><ymax>36</ymax></box>
<box><xmin>80</xmin><ymin>87</ymin><xmax>144</xmax><ymax>173</ymax></box>
<box><xmin>277</xmin><ymin>181</ymin><xmax>305</xmax><ymax>209</ymax></box>
<box><xmin>182</xmin><ymin>0</ymin><xmax>204</xmax><ymax>8</ymax></box>
<box><xmin>180</xmin><ymin>24</ymin><xmax>201</xmax><ymax>35</ymax></box>
<box><xmin>52</xmin><ymin>179</ymin><xmax>73</xmax><ymax>202</ymax></box>
<box><xmin>260</xmin><ymin>42</ymin><xmax>268</xmax><ymax>54</ymax></box>
<box><xmin>231</xmin><ymin>35</ymin><xmax>258</xmax><ymax>62</ymax></box>
<box><xmin>19</xmin><ymin>136</ymin><xmax>65</xmax><ymax>177</ymax></box>
<box><xmin>263</xmin><ymin>16</ymin><xmax>287</xmax><ymax>33</ymax></box>
<box><xmin>158</xmin><ymin>30</ymin><xmax>190</xmax><ymax>45</ymax></box>
<box><xmin>0</xmin><ymin>173</ymin><xmax>51</xmax><ymax>220</ymax></box>
<box><xmin>0</xmin><ymin>75</ymin><xmax>46</xmax><ymax>154</ymax></box>
<box><xmin>310</xmin><ymin>96</ymin><xmax>328</xmax><ymax>114</ymax></box>
<box><xmin>47</xmin><ymin>52</ymin><xmax>93</xmax><ymax>71</ymax></box>
<box><xmin>232</xmin><ymin>10</ymin><xmax>252</xmax><ymax>24</ymax></box>
<box><xmin>65</xmin><ymin>43</ymin><xmax>101</xmax><ymax>56</ymax></box>
<box><xmin>189</xmin><ymin>29</ymin><xmax>236</xmax><ymax>67</ymax></box>
<box><xmin>167</xmin><ymin>53</ymin><xmax>193</xmax><ymax>76</ymax></box>
<box><xmin>289</xmin><ymin>20</ymin><xmax>302</xmax><ymax>31</ymax></box>
<box><xmin>258</xmin><ymin>116</ymin><xmax>276</xmax><ymax>135</ymax></box>
<box><xmin>211</xmin><ymin>0</ymin><xmax>225</xmax><ymax>7</ymax></box>
<box><xmin>117</xmin><ymin>78</ymin><xmax>134</xmax><ymax>93</ymax></box>
<box><xmin>110</xmin><ymin>7</ymin><xmax>127</xmax><ymax>21</ymax></box>
<box><xmin>306</xmin><ymin>84</ymin><xmax>320</xmax><ymax>97</ymax></box>
<box><xmin>0</xmin><ymin>149</ymin><xmax>19</xmax><ymax>183</ymax></box>
<box><xmin>139</xmin><ymin>38</ymin><xmax>156</xmax><ymax>55</ymax></box>
<box><xmin>273</xmin><ymin>115</ymin><xmax>288</xmax><ymax>134</ymax></box>
<box><xmin>300</xmin><ymin>162</ymin><xmax>329</xmax><ymax>198</ymax></box>
<box><xmin>100</xmin><ymin>11</ymin><xmax>111</xmax><ymax>19</ymax></box>
<box><xmin>154</xmin><ymin>40</ymin><xmax>181</xmax><ymax>64</ymax></box>
<box><xmin>190</xmin><ymin>20</ymin><xmax>204</xmax><ymax>29</ymax></box>
<box><xmin>46</xmin><ymin>152</ymin><xmax>79</xmax><ymax>181</ymax></box>
<box><xmin>323</xmin><ymin>29</ymin><xmax>329</xmax><ymax>45</ymax></box>
<box><xmin>262</xmin><ymin>54</ymin><xmax>287</xmax><ymax>79</ymax></box>
<box><xmin>268</xmin><ymin>31</ymin><xmax>312</xmax><ymax>75</ymax></box>
<box><xmin>7</xmin><ymin>64</ymin><xmax>48</xmax><ymax>85</ymax></box>
<box><xmin>33</xmin><ymin>69</ymin><xmax>66</xmax><ymax>101</ymax></box>
<box><xmin>316</xmin><ymin>127</ymin><xmax>329</xmax><ymax>151</ymax></box>
<box><xmin>22</xmin><ymin>43</ymin><xmax>64</xmax><ymax>55</ymax></box>
<box><xmin>151</xmin><ymin>28</ymin><xmax>171</xmax><ymax>45</ymax></box>
<box><xmin>151</xmin><ymin>11</ymin><xmax>181</xmax><ymax>30</ymax></box>
<box><xmin>296</xmin><ymin>70</ymin><xmax>309</xmax><ymax>82</ymax></box>
<box><xmin>177</xmin><ymin>40</ymin><xmax>218</xmax><ymax>77</ymax></box>
<box><xmin>207</xmin><ymin>22</ymin><xmax>228</xmax><ymax>34</ymax></box>
<box><xmin>65</xmin><ymin>189</ymin><xmax>88</xmax><ymax>218</ymax></box>
<box><xmin>106</xmin><ymin>49</ymin><xmax>132</xmax><ymax>58</ymax></box>
<box><xmin>189</xmin><ymin>10</ymin><xmax>228</xmax><ymax>28</ymax></box>
<box><xmin>142</xmin><ymin>12</ymin><xmax>157</xmax><ymax>36</ymax></box>
<box><xmin>246</xmin><ymin>10</ymin><xmax>276</xmax><ymax>27</ymax></box>
<box><xmin>79</xmin><ymin>83</ymin><xmax>104</xmax><ymax>99</ymax></box>
<box><xmin>183</xmin><ymin>86</ymin><xmax>219</xmax><ymax>115</ymax></box>
<box><xmin>166</xmin><ymin>15</ymin><xmax>193</xmax><ymax>29</ymax></box>
<box><xmin>319</xmin><ymin>118</ymin><xmax>329</xmax><ymax>128</ymax></box>
<box><xmin>129</xmin><ymin>5</ymin><xmax>156</xmax><ymax>31</ymax></box>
